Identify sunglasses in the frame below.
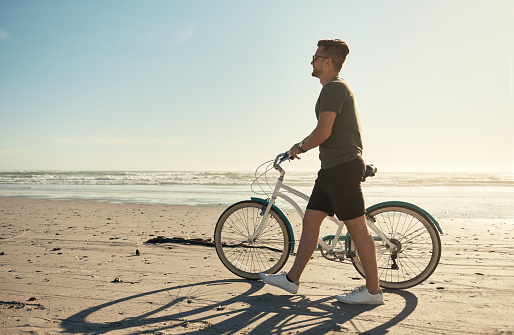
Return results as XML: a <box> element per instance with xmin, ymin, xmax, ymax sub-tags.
<box><xmin>312</xmin><ymin>55</ymin><xmax>330</xmax><ymax>62</ymax></box>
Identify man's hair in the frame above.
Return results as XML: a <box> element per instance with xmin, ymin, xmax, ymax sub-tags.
<box><xmin>317</xmin><ymin>39</ymin><xmax>350</xmax><ymax>71</ymax></box>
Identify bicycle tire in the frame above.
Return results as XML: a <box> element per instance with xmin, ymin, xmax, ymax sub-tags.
<box><xmin>349</xmin><ymin>204</ymin><xmax>442</xmax><ymax>289</ymax></box>
<box><xmin>214</xmin><ymin>200</ymin><xmax>292</xmax><ymax>280</ymax></box>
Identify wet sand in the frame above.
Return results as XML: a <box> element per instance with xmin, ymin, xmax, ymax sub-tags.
<box><xmin>0</xmin><ymin>197</ymin><xmax>513</xmax><ymax>334</ymax></box>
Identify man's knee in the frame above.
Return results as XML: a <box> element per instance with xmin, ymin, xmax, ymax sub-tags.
<box><xmin>344</xmin><ymin>215</ymin><xmax>368</xmax><ymax>235</ymax></box>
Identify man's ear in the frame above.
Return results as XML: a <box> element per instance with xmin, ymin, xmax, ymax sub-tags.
<box><xmin>324</xmin><ymin>57</ymin><xmax>333</xmax><ymax>69</ymax></box>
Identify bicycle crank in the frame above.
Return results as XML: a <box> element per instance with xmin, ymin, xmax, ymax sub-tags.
<box><xmin>320</xmin><ymin>249</ymin><xmax>346</xmax><ymax>262</ymax></box>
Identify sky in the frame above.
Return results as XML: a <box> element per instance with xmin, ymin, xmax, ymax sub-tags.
<box><xmin>0</xmin><ymin>0</ymin><xmax>513</xmax><ymax>172</ymax></box>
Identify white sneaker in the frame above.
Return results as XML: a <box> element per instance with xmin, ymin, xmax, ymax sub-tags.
<box><xmin>259</xmin><ymin>271</ymin><xmax>299</xmax><ymax>294</ymax></box>
<box><xmin>336</xmin><ymin>286</ymin><xmax>384</xmax><ymax>305</ymax></box>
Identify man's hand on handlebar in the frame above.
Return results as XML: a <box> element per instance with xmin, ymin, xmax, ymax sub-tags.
<box><xmin>289</xmin><ymin>143</ymin><xmax>303</xmax><ymax>160</ymax></box>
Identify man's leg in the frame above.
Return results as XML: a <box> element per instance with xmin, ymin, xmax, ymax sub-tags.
<box><xmin>344</xmin><ymin>214</ymin><xmax>380</xmax><ymax>294</ymax></box>
<box><xmin>287</xmin><ymin>209</ymin><xmax>327</xmax><ymax>282</ymax></box>
<box><xmin>259</xmin><ymin>209</ymin><xmax>326</xmax><ymax>293</ymax></box>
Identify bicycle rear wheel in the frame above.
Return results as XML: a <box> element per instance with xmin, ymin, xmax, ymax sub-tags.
<box><xmin>214</xmin><ymin>200</ymin><xmax>292</xmax><ymax>280</ymax></box>
<box><xmin>349</xmin><ymin>204</ymin><xmax>442</xmax><ymax>289</ymax></box>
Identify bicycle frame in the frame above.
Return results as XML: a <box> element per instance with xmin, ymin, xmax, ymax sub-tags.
<box><xmin>248</xmin><ymin>154</ymin><xmax>397</xmax><ymax>254</ymax></box>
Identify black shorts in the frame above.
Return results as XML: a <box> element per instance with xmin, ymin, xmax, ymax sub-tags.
<box><xmin>306</xmin><ymin>157</ymin><xmax>366</xmax><ymax>221</ymax></box>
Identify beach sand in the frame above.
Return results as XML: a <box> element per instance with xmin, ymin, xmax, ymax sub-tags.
<box><xmin>0</xmin><ymin>197</ymin><xmax>513</xmax><ymax>334</ymax></box>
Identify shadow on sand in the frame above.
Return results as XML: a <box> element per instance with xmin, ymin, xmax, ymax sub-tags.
<box><xmin>61</xmin><ymin>279</ymin><xmax>417</xmax><ymax>334</ymax></box>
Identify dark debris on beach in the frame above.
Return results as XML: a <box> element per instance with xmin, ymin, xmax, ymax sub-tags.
<box><xmin>0</xmin><ymin>300</ymin><xmax>46</xmax><ymax>310</ymax></box>
<box><xmin>145</xmin><ymin>236</ymin><xmax>214</xmax><ymax>247</ymax></box>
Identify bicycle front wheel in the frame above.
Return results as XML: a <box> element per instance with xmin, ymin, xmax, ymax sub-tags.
<box><xmin>349</xmin><ymin>204</ymin><xmax>442</xmax><ymax>289</ymax></box>
<box><xmin>214</xmin><ymin>200</ymin><xmax>292</xmax><ymax>280</ymax></box>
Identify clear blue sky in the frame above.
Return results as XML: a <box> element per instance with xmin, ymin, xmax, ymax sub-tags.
<box><xmin>1</xmin><ymin>0</ymin><xmax>513</xmax><ymax>172</ymax></box>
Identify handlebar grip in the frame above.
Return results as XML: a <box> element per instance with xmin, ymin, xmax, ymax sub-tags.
<box><xmin>275</xmin><ymin>151</ymin><xmax>294</xmax><ymax>167</ymax></box>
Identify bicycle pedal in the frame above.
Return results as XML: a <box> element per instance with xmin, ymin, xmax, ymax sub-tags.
<box><xmin>332</xmin><ymin>252</ymin><xmax>346</xmax><ymax>262</ymax></box>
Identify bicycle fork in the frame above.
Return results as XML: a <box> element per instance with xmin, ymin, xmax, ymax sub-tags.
<box><xmin>247</xmin><ymin>176</ymin><xmax>284</xmax><ymax>243</ymax></box>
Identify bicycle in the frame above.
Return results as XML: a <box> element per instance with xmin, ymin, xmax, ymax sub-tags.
<box><xmin>214</xmin><ymin>152</ymin><xmax>443</xmax><ymax>289</ymax></box>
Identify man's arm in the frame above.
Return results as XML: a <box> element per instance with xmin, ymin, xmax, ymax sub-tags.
<box><xmin>290</xmin><ymin>111</ymin><xmax>337</xmax><ymax>158</ymax></box>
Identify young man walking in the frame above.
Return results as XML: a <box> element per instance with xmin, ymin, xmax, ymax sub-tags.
<box><xmin>259</xmin><ymin>39</ymin><xmax>383</xmax><ymax>305</ymax></box>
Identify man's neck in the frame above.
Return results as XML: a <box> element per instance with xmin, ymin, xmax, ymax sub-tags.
<box><xmin>319</xmin><ymin>72</ymin><xmax>340</xmax><ymax>86</ymax></box>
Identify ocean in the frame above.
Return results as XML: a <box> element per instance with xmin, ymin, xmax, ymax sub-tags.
<box><xmin>0</xmin><ymin>170</ymin><xmax>512</xmax><ymax>221</ymax></box>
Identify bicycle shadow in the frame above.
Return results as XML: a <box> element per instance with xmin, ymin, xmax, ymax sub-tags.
<box><xmin>247</xmin><ymin>289</ymin><xmax>418</xmax><ymax>334</ymax></box>
<box><xmin>61</xmin><ymin>279</ymin><xmax>417</xmax><ymax>334</ymax></box>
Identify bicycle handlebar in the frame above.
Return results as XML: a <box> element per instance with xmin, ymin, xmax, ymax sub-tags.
<box><xmin>273</xmin><ymin>151</ymin><xmax>294</xmax><ymax>175</ymax></box>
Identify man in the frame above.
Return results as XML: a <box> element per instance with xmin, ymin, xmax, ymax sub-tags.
<box><xmin>259</xmin><ymin>39</ymin><xmax>383</xmax><ymax>305</ymax></box>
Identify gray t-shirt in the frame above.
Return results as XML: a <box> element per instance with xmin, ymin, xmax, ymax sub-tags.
<box><xmin>315</xmin><ymin>77</ymin><xmax>363</xmax><ymax>169</ymax></box>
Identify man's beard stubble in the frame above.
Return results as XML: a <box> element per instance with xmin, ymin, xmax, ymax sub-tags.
<box><xmin>312</xmin><ymin>67</ymin><xmax>321</xmax><ymax>78</ymax></box>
